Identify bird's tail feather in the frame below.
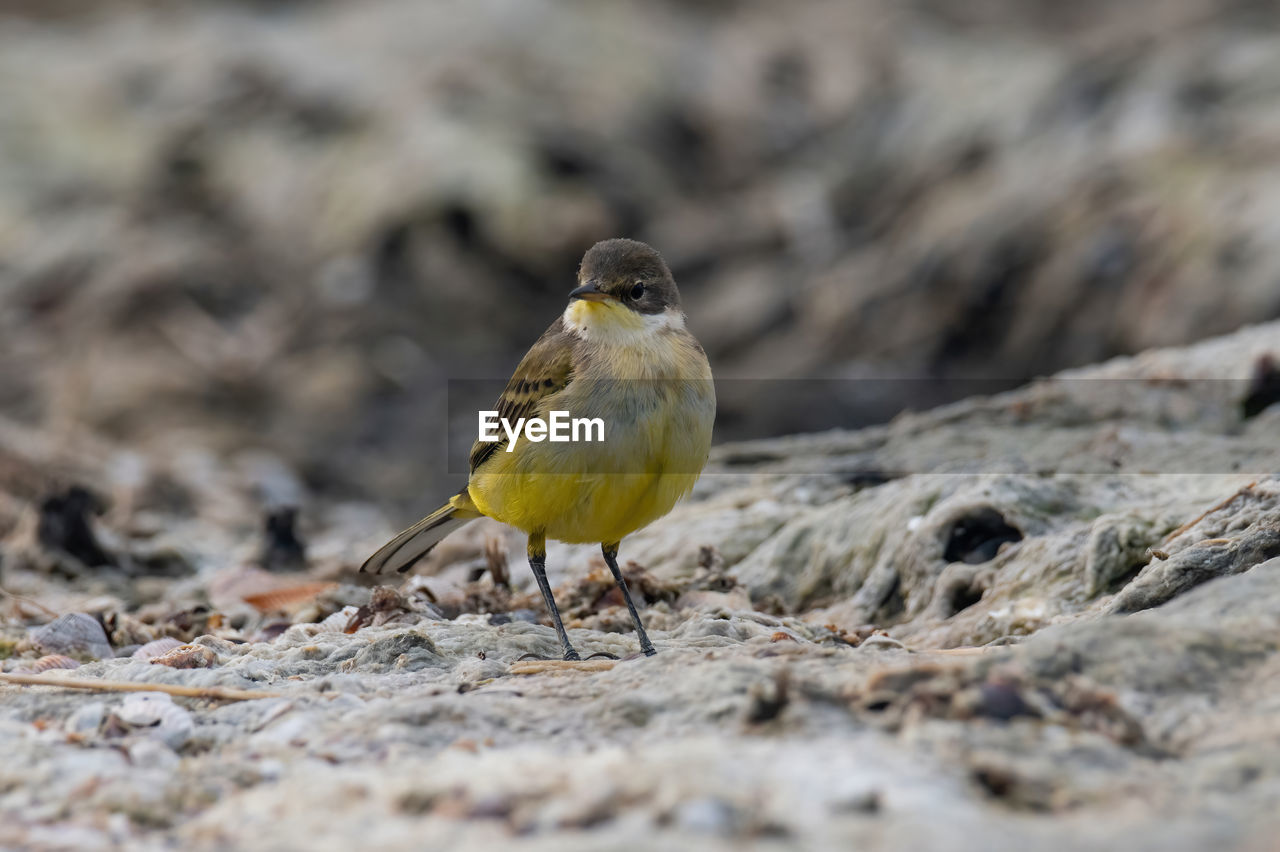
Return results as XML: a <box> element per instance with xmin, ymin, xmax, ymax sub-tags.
<box><xmin>360</xmin><ymin>490</ymin><xmax>480</xmax><ymax>575</ymax></box>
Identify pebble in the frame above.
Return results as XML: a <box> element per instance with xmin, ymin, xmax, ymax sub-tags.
<box><xmin>65</xmin><ymin>702</ymin><xmax>106</xmax><ymax>736</ymax></box>
<box><xmin>673</xmin><ymin>797</ymin><xmax>740</xmax><ymax>835</ymax></box>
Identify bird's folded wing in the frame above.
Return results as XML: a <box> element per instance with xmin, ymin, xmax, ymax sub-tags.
<box><xmin>469</xmin><ymin>316</ymin><xmax>577</xmax><ymax>473</ymax></box>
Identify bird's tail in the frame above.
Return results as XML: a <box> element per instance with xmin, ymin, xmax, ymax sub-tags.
<box><xmin>360</xmin><ymin>490</ymin><xmax>481</xmax><ymax>575</ymax></box>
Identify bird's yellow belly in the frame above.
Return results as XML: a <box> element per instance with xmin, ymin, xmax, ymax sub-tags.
<box><xmin>467</xmin><ymin>382</ymin><xmax>712</xmax><ymax>544</ymax></box>
<box><xmin>470</xmin><ymin>469</ymin><xmax>699</xmax><ymax>544</ymax></box>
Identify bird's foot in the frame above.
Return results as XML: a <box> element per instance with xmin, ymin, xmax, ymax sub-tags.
<box><xmin>562</xmin><ymin>648</ymin><xmax>582</xmax><ymax>662</ymax></box>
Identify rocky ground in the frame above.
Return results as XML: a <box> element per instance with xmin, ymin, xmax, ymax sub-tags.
<box><xmin>4</xmin><ymin>1</ymin><xmax>1280</xmax><ymax>847</ymax></box>
<box><xmin>0</xmin><ymin>321</ymin><xmax>1277</xmax><ymax>850</ymax></box>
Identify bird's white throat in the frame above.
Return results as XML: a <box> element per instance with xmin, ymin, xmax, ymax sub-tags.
<box><xmin>563</xmin><ymin>300</ymin><xmax>685</xmax><ymax>344</ymax></box>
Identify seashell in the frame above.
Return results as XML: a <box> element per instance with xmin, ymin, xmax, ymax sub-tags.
<box><xmin>32</xmin><ymin>654</ymin><xmax>81</xmax><ymax>672</ymax></box>
<box><xmin>253</xmin><ymin>622</ymin><xmax>293</xmax><ymax>643</ymax></box>
<box><xmin>318</xmin><ymin>606</ymin><xmax>360</xmax><ymax>632</ymax></box>
<box><xmin>163</xmin><ymin>604</ymin><xmax>216</xmax><ymax>642</ymax></box>
<box><xmin>102</xmin><ymin>612</ymin><xmax>159</xmax><ymax>648</ymax></box>
<box><xmin>189</xmin><ymin>635</ymin><xmax>242</xmax><ymax>656</ymax></box>
<box><xmin>29</xmin><ymin>613</ymin><xmax>113</xmax><ymax>660</ymax></box>
<box><xmin>132</xmin><ymin>637</ymin><xmax>184</xmax><ymax>661</ymax></box>
<box><xmin>107</xmin><ymin>693</ymin><xmax>193</xmax><ymax>749</ymax></box>
<box><xmin>342</xmin><ymin>586</ymin><xmax>416</xmax><ymax>633</ymax></box>
<box><xmin>242</xmin><ymin>582</ymin><xmax>339</xmax><ymax>614</ymax></box>
<box><xmin>149</xmin><ymin>643</ymin><xmax>217</xmax><ymax>669</ymax></box>
<box><xmin>9</xmin><ymin>654</ymin><xmax>83</xmax><ymax>674</ymax></box>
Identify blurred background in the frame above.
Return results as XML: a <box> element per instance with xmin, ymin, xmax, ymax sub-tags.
<box><xmin>2</xmin><ymin>0</ymin><xmax>1279</xmax><ymax>522</ymax></box>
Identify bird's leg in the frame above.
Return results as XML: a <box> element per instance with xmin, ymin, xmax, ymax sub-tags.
<box><xmin>528</xmin><ymin>534</ymin><xmax>580</xmax><ymax>661</ymax></box>
<box><xmin>602</xmin><ymin>543</ymin><xmax>657</xmax><ymax>656</ymax></box>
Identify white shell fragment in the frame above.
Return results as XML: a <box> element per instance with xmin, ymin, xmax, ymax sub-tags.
<box><xmin>108</xmin><ymin>693</ymin><xmax>194</xmax><ymax>750</ymax></box>
<box><xmin>26</xmin><ymin>655</ymin><xmax>82</xmax><ymax>673</ymax></box>
<box><xmin>318</xmin><ymin>606</ymin><xmax>360</xmax><ymax>633</ymax></box>
<box><xmin>131</xmin><ymin>637</ymin><xmax>185</xmax><ymax>660</ymax></box>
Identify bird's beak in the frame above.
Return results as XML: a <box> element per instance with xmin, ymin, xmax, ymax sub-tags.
<box><xmin>569</xmin><ymin>281</ymin><xmax>611</xmax><ymax>302</ymax></box>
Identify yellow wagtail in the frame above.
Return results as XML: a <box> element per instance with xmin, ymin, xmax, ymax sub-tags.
<box><xmin>362</xmin><ymin>239</ymin><xmax>716</xmax><ymax>659</ymax></box>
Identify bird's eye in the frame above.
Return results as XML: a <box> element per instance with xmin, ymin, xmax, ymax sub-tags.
<box><xmin>630</xmin><ymin>282</ymin><xmax>646</xmax><ymax>300</ymax></box>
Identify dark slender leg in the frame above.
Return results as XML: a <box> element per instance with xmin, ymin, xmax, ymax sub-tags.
<box><xmin>528</xmin><ymin>534</ymin><xmax>579</xmax><ymax>661</ymax></box>
<box><xmin>602</xmin><ymin>543</ymin><xmax>656</xmax><ymax>656</ymax></box>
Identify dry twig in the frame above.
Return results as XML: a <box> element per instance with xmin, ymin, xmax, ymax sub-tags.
<box><xmin>508</xmin><ymin>659</ymin><xmax>617</xmax><ymax>675</ymax></box>
<box><xmin>0</xmin><ymin>586</ymin><xmax>60</xmax><ymax>619</ymax></box>
<box><xmin>1164</xmin><ymin>482</ymin><xmax>1257</xmax><ymax>542</ymax></box>
<box><xmin>0</xmin><ymin>672</ymin><xmax>280</xmax><ymax>701</ymax></box>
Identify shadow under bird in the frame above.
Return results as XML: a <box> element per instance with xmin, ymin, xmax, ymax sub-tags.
<box><xmin>362</xmin><ymin>238</ymin><xmax>716</xmax><ymax>660</ymax></box>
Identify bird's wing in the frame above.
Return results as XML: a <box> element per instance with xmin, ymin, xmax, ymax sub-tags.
<box><xmin>469</xmin><ymin>316</ymin><xmax>577</xmax><ymax>474</ymax></box>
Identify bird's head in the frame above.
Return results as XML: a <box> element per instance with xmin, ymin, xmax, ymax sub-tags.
<box><xmin>568</xmin><ymin>239</ymin><xmax>681</xmax><ymax>321</ymax></box>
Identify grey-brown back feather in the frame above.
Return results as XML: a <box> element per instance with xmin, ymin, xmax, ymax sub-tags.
<box><xmin>468</xmin><ymin>316</ymin><xmax>578</xmax><ymax>473</ymax></box>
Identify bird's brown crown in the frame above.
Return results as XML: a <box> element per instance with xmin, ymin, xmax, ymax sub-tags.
<box><xmin>575</xmin><ymin>239</ymin><xmax>680</xmax><ymax>315</ymax></box>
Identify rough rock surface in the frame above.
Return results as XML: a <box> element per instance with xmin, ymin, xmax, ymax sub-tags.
<box><xmin>1</xmin><ymin>322</ymin><xmax>1277</xmax><ymax>850</ymax></box>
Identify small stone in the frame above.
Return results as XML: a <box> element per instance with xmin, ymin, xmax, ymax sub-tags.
<box><xmin>65</xmin><ymin>701</ymin><xmax>106</xmax><ymax>736</ymax></box>
<box><xmin>673</xmin><ymin>798</ymin><xmax>740</xmax><ymax>835</ymax></box>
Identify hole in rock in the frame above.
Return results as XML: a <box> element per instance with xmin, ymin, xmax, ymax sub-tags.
<box><xmin>972</xmin><ymin>767</ymin><xmax>1015</xmax><ymax>799</ymax></box>
<box><xmin>1105</xmin><ymin>561</ymin><xmax>1145</xmax><ymax>594</ymax></box>
<box><xmin>37</xmin><ymin>485</ymin><xmax>114</xmax><ymax>568</ymax></box>
<box><xmin>259</xmin><ymin>507</ymin><xmax>307</xmax><ymax>573</ymax></box>
<box><xmin>720</xmin><ymin>450</ymin><xmax>784</xmax><ymax>467</ymax></box>
<box><xmin>1242</xmin><ymin>354</ymin><xmax>1280</xmax><ymax>419</ymax></box>
<box><xmin>943</xmin><ymin>509</ymin><xmax>1023</xmax><ymax>564</ymax></box>
<box><xmin>441</xmin><ymin>202</ymin><xmax>477</xmax><ymax>247</ymax></box>
<box><xmin>841</xmin><ymin>469</ymin><xmax>894</xmax><ymax>489</ymax></box>
<box><xmin>537</xmin><ymin>137</ymin><xmax>595</xmax><ymax>179</ymax></box>
<box><xmin>947</xmin><ymin>581</ymin><xmax>985</xmax><ymax>616</ymax></box>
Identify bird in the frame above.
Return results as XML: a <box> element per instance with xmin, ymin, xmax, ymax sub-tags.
<box><xmin>362</xmin><ymin>238</ymin><xmax>716</xmax><ymax>660</ymax></box>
